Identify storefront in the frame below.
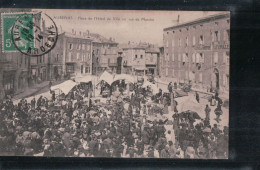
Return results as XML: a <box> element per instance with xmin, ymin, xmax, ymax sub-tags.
<box><xmin>145</xmin><ymin>64</ymin><xmax>157</xmax><ymax>75</ymax></box>
<box><xmin>66</xmin><ymin>63</ymin><xmax>76</xmax><ymax>78</ymax></box>
<box><xmin>18</xmin><ymin>71</ymin><xmax>28</xmax><ymax>90</ymax></box>
<box><xmin>3</xmin><ymin>71</ymin><xmax>16</xmax><ymax>96</ymax></box>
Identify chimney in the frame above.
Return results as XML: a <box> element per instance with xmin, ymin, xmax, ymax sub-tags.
<box><xmin>72</xmin><ymin>29</ymin><xmax>74</xmax><ymax>34</ymax></box>
<box><xmin>128</xmin><ymin>41</ymin><xmax>130</xmax><ymax>45</ymax></box>
<box><xmin>79</xmin><ymin>31</ymin><xmax>81</xmax><ymax>36</ymax></box>
<box><xmin>86</xmin><ymin>30</ymin><xmax>90</xmax><ymax>37</ymax></box>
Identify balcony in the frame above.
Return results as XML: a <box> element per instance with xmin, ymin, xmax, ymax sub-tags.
<box><xmin>212</xmin><ymin>41</ymin><xmax>230</xmax><ymax>50</ymax></box>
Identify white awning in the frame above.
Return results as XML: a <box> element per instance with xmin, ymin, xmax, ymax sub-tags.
<box><xmin>98</xmin><ymin>71</ymin><xmax>114</xmax><ymax>85</ymax></box>
<box><xmin>114</xmin><ymin>74</ymin><xmax>135</xmax><ymax>83</ymax></box>
<box><xmin>51</xmin><ymin>80</ymin><xmax>77</xmax><ymax>95</ymax></box>
<box><xmin>75</xmin><ymin>75</ymin><xmax>93</xmax><ymax>83</ymax></box>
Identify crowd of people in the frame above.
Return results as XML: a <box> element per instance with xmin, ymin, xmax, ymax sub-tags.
<box><xmin>0</xmin><ymin>78</ymin><xmax>228</xmax><ymax>159</ymax></box>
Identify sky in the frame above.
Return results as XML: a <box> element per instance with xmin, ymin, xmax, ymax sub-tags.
<box><xmin>37</xmin><ymin>9</ymin><xmax>224</xmax><ymax>46</ymax></box>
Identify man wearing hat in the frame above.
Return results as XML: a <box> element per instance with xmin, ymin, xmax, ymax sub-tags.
<box><xmin>142</xmin><ymin>125</ymin><xmax>150</xmax><ymax>145</ymax></box>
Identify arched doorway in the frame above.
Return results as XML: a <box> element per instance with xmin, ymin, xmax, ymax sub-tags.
<box><xmin>211</xmin><ymin>68</ymin><xmax>220</xmax><ymax>90</ymax></box>
<box><xmin>117</xmin><ymin>56</ymin><xmax>122</xmax><ymax>74</ymax></box>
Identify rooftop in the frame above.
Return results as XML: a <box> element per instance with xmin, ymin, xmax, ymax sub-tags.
<box><xmin>59</xmin><ymin>31</ymin><xmax>117</xmax><ymax>44</ymax></box>
<box><xmin>164</xmin><ymin>12</ymin><xmax>230</xmax><ymax>31</ymax></box>
<box><xmin>90</xmin><ymin>33</ymin><xmax>118</xmax><ymax>44</ymax></box>
<box><xmin>61</xmin><ymin>32</ymin><xmax>92</xmax><ymax>41</ymax></box>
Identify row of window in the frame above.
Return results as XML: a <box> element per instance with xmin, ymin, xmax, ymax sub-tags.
<box><xmin>165</xmin><ymin>29</ymin><xmax>230</xmax><ymax>48</ymax></box>
<box><xmin>37</xmin><ymin>55</ymin><xmax>46</xmax><ymax>64</ymax></box>
<box><xmin>165</xmin><ymin>51</ymin><xmax>229</xmax><ymax>64</ymax></box>
<box><xmin>69</xmin><ymin>43</ymin><xmax>91</xmax><ymax>51</ymax></box>
<box><xmin>165</xmin><ymin>19</ymin><xmax>230</xmax><ymax>35</ymax></box>
<box><xmin>135</xmin><ymin>54</ymin><xmax>144</xmax><ymax>59</ymax></box>
<box><xmin>68</xmin><ymin>52</ymin><xmax>91</xmax><ymax>62</ymax></box>
<box><xmin>165</xmin><ymin>69</ymin><xmax>229</xmax><ymax>86</ymax></box>
<box><xmin>67</xmin><ymin>65</ymin><xmax>91</xmax><ymax>73</ymax></box>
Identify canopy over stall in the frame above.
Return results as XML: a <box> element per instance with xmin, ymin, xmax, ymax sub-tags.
<box><xmin>50</xmin><ymin>80</ymin><xmax>77</xmax><ymax>95</ymax></box>
<box><xmin>175</xmin><ymin>95</ymin><xmax>204</xmax><ymax>113</ymax></box>
<box><xmin>74</xmin><ymin>75</ymin><xmax>93</xmax><ymax>83</ymax></box>
<box><xmin>98</xmin><ymin>71</ymin><xmax>114</xmax><ymax>85</ymax></box>
<box><xmin>114</xmin><ymin>74</ymin><xmax>135</xmax><ymax>83</ymax></box>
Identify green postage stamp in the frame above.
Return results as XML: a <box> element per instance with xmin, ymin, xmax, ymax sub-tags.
<box><xmin>1</xmin><ymin>12</ymin><xmax>34</xmax><ymax>52</ymax></box>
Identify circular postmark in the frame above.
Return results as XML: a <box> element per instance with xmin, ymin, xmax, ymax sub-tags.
<box><xmin>11</xmin><ymin>12</ymin><xmax>58</xmax><ymax>56</ymax></box>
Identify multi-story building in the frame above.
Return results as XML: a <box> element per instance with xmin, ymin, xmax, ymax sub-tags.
<box><xmin>162</xmin><ymin>12</ymin><xmax>230</xmax><ymax>93</ymax></box>
<box><xmin>120</xmin><ymin>43</ymin><xmax>159</xmax><ymax>76</ymax></box>
<box><xmin>119</xmin><ymin>44</ymin><xmax>134</xmax><ymax>75</ymax></box>
<box><xmin>145</xmin><ymin>47</ymin><xmax>160</xmax><ymax>76</ymax></box>
<box><xmin>49</xmin><ymin>30</ymin><xmax>92</xmax><ymax>79</ymax></box>
<box><xmin>0</xmin><ymin>9</ymin><xmax>31</xmax><ymax>99</ymax></box>
<box><xmin>91</xmin><ymin>33</ymin><xmax>118</xmax><ymax>75</ymax></box>
<box><xmin>159</xmin><ymin>47</ymin><xmax>164</xmax><ymax>78</ymax></box>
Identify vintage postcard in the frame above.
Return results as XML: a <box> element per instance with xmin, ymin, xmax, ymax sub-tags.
<box><xmin>0</xmin><ymin>9</ymin><xmax>229</xmax><ymax>158</ymax></box>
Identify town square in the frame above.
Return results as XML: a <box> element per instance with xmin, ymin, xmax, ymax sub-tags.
<box><xmin>0</xmin><ymin>9</ymin><xmax>229</xmax><ymax>158</ymax></box>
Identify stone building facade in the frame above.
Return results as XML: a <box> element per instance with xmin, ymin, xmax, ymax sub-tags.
<box><xmin>49</xmin><ymin>31</ymin><xmax>93</xmax><ymax>79</ymax></box>
<box><xmin>91</xmin><ymin>33</ymin><xmax>118</xmax><ymax>76</ymax></box>
<box><xmin>162</xmin><ymin>12</ymin><xmax>230</xmax><ymax>93</ymax></box>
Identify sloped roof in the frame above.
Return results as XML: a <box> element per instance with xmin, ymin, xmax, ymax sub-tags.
<box><xmin>62</xmin><ymin>32</ymin><xmax>92</xmax><ymax>41</ymax></box>
<box><xmin>164</xmin><ymin>12</ymin><xmax>230</xmax><ymax>31</ymax></box>
<box><xmin>145</xmin><ymin>48</ymin><xmax>160</xmax><ymax>53</ymax></box>
<box><xmin>90</xmin><ymin>33</ymin><xmax>118</xmax><ymax>44</ymax></box>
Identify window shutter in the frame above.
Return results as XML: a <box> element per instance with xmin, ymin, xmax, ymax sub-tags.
<box><xmin>182</xmin><ymin>53</ymin><xmax>186</xmax><ymax>62</ymax></box>
<box><xmin>214</xmin><ymin>52</ymin><xmax>218</xmax><ymax>63</ymax></box>
<box><xmin>196</xmin><ymin>53</ymin><xmax>200</xmax><ymax>63</ymax></box>
<box><xmin>199</xmin><ymin>73</ymin><xmax>202</xmax><ymax>82</ymax></box>
<box><xmin>201</xmin><ymin>53</ymin><xmax>205</xmax><ymax>63</ymax></box>
<box><xmin>192</xmin><ymin>53</ymin><xmax>195</xmax><ymax>63</ymax></box>
<box><xmin>193</xmin><ymin>36</ymin><xmax>195</xmax><ymax>46</ymax></box>
<box><xmin>178</xmin><ymin>54</ymin><xmax>181</xmax><ymax>61</ymax></box>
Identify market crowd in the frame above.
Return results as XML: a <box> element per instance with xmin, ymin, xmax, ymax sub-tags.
<box><xmin>0</xmin><ymin>80</ymin><xmax>228</xmax><ymax>159</ymax></box>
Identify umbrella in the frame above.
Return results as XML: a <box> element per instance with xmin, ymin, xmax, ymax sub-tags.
<box><xmin>203</xmin><ymin>127</ymin><xmax>211</xmax><ymax>133</ymax></box>
<box><xmin>179</xmin><ymin>110</ymin><xmax>201</xmax><ymax>120</ymax></box>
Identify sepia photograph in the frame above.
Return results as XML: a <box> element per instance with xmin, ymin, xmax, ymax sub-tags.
<box><xmin>0</xmin><ymin>9</ymin><xmax>229</xmax><ymax>159</ymax></box>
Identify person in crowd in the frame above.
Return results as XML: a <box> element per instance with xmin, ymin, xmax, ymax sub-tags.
<box><xmin>204</xmin><ymin>104</ymin><xmax>211</xmax><ymax>127</ymax></box>
<box><xmin>0</xmin><ymin>77</ymin><xmax>228</xmax><ymax>159</ymax></box>
<box><xmin>195</xmin><ymin>92</ymin><xmax>200</xmax><ymax>103</ymax></box>
<box><xmin>214</xmin><ymin>105</ymin><xmax>223</xmax><ymax>123</ymax></box>
<box><xmin>168</xmin><ymin>82</ymin><xmax>173</xmax><ymax>93</ymax></box>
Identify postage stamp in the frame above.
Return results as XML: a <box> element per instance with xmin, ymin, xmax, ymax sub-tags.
<box><xmin>1</xmin><ymin>12</ymin><xmax>33</xmax><ymax>52</ymax></box>
<box><xmin>1</xmin><ymin>12</ymin><xmax>58</xmax><ymax>56</ymax></box>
